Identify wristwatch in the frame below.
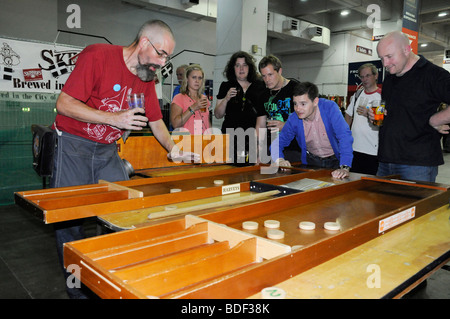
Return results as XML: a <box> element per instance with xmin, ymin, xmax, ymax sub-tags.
<box><xmin>340</xmin><ymin>165</ymin><xmax>350</xmax><ymax>171</ymax></box>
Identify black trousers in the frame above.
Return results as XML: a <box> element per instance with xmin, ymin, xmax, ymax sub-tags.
<box><xmin>350</xmin><ymin>151</ymin><xmax>378</xmax><ymax>175</ymax></box>
<box><xmin>306</xmin><ymin>151</ymin><xmax>339</xmax><ymax>169</ymax></box>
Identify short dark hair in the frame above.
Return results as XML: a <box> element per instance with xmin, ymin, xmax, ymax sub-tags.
<box><xmin>292</xmin><ymin>82</ymin><xmax>319</xmax><ymax>101</ymax></box>
<box><xmin>258</xmin><ymin>55</ymin><xmax>282</xmax><ymax>72</ymax></box>
<box><xmin>223</xmin><ymin>51</ymin><xmax>259</xmax><ymax>83</ymax></box>
<box><xmin>130</xmin><ymin>20</ymin><xmax>174</xmax><ymax>46</ymax></box>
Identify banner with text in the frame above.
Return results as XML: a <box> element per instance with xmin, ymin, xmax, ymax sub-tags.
<box><xmin>0</xmin><ymin>37</ymin><xmax>82</xmax><ymax>93</ymax></box>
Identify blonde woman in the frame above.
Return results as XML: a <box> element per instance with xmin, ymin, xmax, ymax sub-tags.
<box><xmin>170</xmin><ymin>64</ymin><xmax>211</xmax><ymax>134</ymax></box>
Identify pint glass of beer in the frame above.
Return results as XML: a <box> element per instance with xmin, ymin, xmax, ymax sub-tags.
<box><xmin>371</xmin><ymin>100</ymin><xmax>385</xmax><ymax>126</ymax></box>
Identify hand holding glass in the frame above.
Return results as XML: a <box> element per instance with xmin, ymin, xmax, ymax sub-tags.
<box><xmin>126</xmin><ymin>93</ymin><xmax>147</xmax><ymax>131</ymax></box>
<box><xmin>199</xmin><ymin>95</ymin><xmax>208</xmax><ymax>112</ymax></box>
<box><xmin>357</xmin><ymin>97</ymin><xmax>368</xmax><ymax>116</ymax></box>
<box><xmin>127</xmin><ymin>93</ymin><xmax>145</xmax><ymax>113</ymax></box>
<box><xmin>371</xmin><ymin>100</ymin><xmax>385</xmax><ymax>126</ymax></box>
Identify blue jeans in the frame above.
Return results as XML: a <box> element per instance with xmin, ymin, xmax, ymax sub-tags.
<box><xmin>377</xmin><ymin>162</ymin><xmax>438</xmax><ymax>183</ymax></box>
<box><xmin>50</xmin><ymin>131</ymin><xmax>129</xmax><ymax>298</ymax></box>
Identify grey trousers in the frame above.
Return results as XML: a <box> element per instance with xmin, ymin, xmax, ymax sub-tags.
<box><xmin>49</xmin><ymin>131</ymin><xmax>128</xmax><ymax>188</ymax></box>
<box><xmin>49</xmin><ymin>131</ymin><xmax>128</xmax><ymax>298</ymax></box>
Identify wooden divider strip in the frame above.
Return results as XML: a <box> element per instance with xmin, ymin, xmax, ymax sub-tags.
<box><xmin>86</xmin><ymin>223</ymin><xmax>208</xmax><ymax>260</ymax></box>
<box><xmin>361</xmin><ymin>176</ymin><xmax>449</xmax><ymax>191</ymax></box>
<box><xmin>94</xmin><ymin>232</ymin><xmax>210</xmax><ymax>270</ymax></box>
<box><xmin>37</xmin><ymin>190</ymin><xmax>130</xmax><ymax>210</ymax></box>
<box><xmin>130</xmin><ymin>238</ymin><xmax>258</xmax><ymax>297</ymax></box>
<box><xmin>112</xmin><ymin>241</ymin><xmax>231</xmax><ymax>282</ymax></box>
<box><xmin>17</xmin><ymin>184</ymin><xmax>110</xmax><ymax>201</ymax></box>
<box><xmin>186</xmin><ymin>215</ymin><xmax>291</xmax><ymax>260</ymax></box>
<box><xmin>98</xmin><ymin>180</ymin><xmax>143</xmax><ymax>198</ymax></box>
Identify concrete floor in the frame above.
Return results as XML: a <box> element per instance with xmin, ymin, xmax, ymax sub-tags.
<box><xmin>1</xmin><ymin>153</ymin><xmax>449</xmax><ymax>299</ymax></box>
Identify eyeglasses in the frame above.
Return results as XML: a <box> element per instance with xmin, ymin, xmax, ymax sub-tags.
<box><xmin>359</xmin><ymin>73</ymin><xmax>376</xmax><ymax>79</ymax></box>
<box><xmin>147</xmin><ymin>38</ymin><xmax>171</xmax><ymax>63</ymax></box>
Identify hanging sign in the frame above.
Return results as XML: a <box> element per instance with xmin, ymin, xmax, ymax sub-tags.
<box><xmin>356</xmin><ymin>45</ymin><xmax>373</xmax><ymax>56</ymax></box>
<box><xmin>402</xmin><ymin>0</ymin><xmax>421</xmax><ymax>54</ymax></box>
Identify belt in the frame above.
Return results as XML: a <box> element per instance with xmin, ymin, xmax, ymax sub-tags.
<box><xmin>307</xmin><ymin>151</ymin><xmax>336</xmax><ymax>161</ymax></box>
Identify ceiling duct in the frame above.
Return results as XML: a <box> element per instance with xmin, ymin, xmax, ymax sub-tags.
<box><xmin>122</xmin><ymin>0</ymin><xmax>216</xmax><ymax>21</ymax></box>
<box><xmin>268</xmin><ymin>11</ymin><xmax>330</xmax><ymax>55</ymax></box>
<box><xmin>282</xmin><ymin>19</ymin><xmax>299</xmax><ymax>31</ymax></box>
<box><xmin>307</xmin><ymin>26</ymin><xmax>323</xmax><ymax>38</ymax></box>
<box><xmin>181</xmin><ymin>0</ymin><xmax>199</xmax><ymax>6</ymax></box>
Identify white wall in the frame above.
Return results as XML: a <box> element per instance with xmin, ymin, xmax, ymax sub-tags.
<box><xmin>280</xmin><ymin>30</ymin><xmax>384</xmax><ymax>103</ymax></box>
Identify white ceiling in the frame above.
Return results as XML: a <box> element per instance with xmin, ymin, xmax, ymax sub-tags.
<box><xmin>125</xmin><ymin>0</ymin><xmax>449</xmax><ymax>64</ymax></box>
<box><xmin>268</xmin><ymin>0</ymin><xmax>450</xmax><ymax>64</ymax></box>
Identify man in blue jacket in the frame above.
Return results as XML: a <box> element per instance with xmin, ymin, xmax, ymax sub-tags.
<box><xmin>271</xmin><ymin>82</ymin><xmax>353</xmax><ymax>179</ymax></box>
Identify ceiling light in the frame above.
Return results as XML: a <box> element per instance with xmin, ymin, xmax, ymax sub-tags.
<box><xmin>438</xmin><ymin>12</ymin><xmax>448</xmax><ymax>17</ymax></box>
<box><xmin>420</xmin><ymin>43</ymin><xmax>428</xmax><ymax>47</ymax></box>
<box><xmin>341</xmin><ymin>10</ymin><xmax>350</xmax><ymax>16</ymax></box>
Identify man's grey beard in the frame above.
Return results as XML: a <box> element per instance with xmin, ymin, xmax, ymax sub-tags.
<box><xmin>136</xmin><ymin>63</ymin><xmax>160</xmax><ymax>82</ymax></box>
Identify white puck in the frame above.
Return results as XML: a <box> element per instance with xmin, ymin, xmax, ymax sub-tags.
<box><xmin>213</xmin><ymin>179</ymin><xmax>224</xmax><ymax>185</ymax></box>
<box><xmin>261</xmin><ymin>287</ymin><xmax>286</xmax><ymax>299</ymax></box>
<box><xmin>170</xmin><ymin>188</ymin><xmax>181</xmax><ymax>193</ymax></box>
<box><xmin>264</xmin><ymin>220</ymin><xmax>280</xmax><ymax>229</ymax></box>
<box><xmin>196</xmin><ymin>186</ymin><xmax>206</xmax><ymax>189</ymax></box>
<box><xmin>299</xmin><ymin>221</ymin><xmax>315</xmax><ymax>230</ymax></box>
<box><xmin>267</xmin><ymin>229</ymin><xmax>284</xmax><ymax>240</ymax></box>
<box><xmin>324</xmin><ymin>222</ymin><xmax>340</xmax><ymax>231</ymax></box>
<box><xmin>242</xmin><ymin>221</ymin><xmax>259</xmax><ymax>230</ymax></box>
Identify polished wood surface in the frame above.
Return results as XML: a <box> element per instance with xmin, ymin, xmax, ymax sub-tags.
<box><xmin>63</xmin><ymin>178</ymin><xmax>449</xmax><ymax>299</ymax></box>
<box><xmin>98</xmin><ymin>169</ymin><xmax>363</xmax><ymax>230</ymax></box>
<box><xmin>14</xmin><ymin>165</ymin><xmax>314</xmax><ymax>224</ymax></box>
<box><xmin>117</xmin><ymin>134</ymin><xmax>230</xmax><ymax>169</ymax></box>
<box><xmin>249</xmin><ymin>204</ymin><xmax>450</xmax><ymax>299</ymax></box>
<box><xmin>135</xmin><ymin>163</ymin><xmax>236</xmax><ymax>177</ymax></box>
<box><xmin>99</xmin><ymin>191</ymin><xmax>272</xmax><ymax>230</ymax></box>
<box><xmin>224</xmin><ymin>182</ymin><xmax>435</xmax><ymax>247</ymax></box>
<box><xmin>130</xmin><ymin>167</ymin><xmax>301</xmax><ymax>197</ymax></box>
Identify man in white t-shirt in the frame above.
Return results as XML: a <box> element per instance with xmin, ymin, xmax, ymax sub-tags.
<box><xmin>345</xmin><ymin>63</ymin><xmax>381</xmax><ymax>175</ymax></box>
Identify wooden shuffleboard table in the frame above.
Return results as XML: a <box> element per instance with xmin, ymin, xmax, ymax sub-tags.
<box><xmin>14</xmin><ymin>135</ymin><xmax>449</xmax><ymax>299</ymax></box>
<box><xmin>14</xmin><ymin>164</ymin><xmax>324</xmax><ymax>224</ymax></box>
<box><xmin>62</xmin><ymin>176</ymin><xmax>450</xmax><ymax>299</ymax></box>
<box><xmin>97</xmin><ymin>167</ymin><xmax>365</xmax><ymax>231</ymax></box>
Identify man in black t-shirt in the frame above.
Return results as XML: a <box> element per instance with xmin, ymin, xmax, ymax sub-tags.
<box><xmin>255</xmin><ymin>55</ymin><xmax>301</xmax><ymax>164</ymax></box>
<box><xmin>372</xmin><ymin>31</ymin><xmax>450</xmax><ymax>182</ymax></box>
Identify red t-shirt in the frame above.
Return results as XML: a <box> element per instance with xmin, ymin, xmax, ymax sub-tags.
<box><xmin>54</xmin><ymin>43</ymin><xmax>162</xmax><ymax>144</ymax></box>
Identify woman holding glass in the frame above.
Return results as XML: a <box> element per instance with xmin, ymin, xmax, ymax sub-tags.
<box><xmin>171</xmin><ymin>64</ymin><xmax>211</xmax><ymax>134</ymax></box>
<box><xmin>214</xmin><ymin>51</ymin><xmax>264</xmax><ymax>164</ymax></box>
